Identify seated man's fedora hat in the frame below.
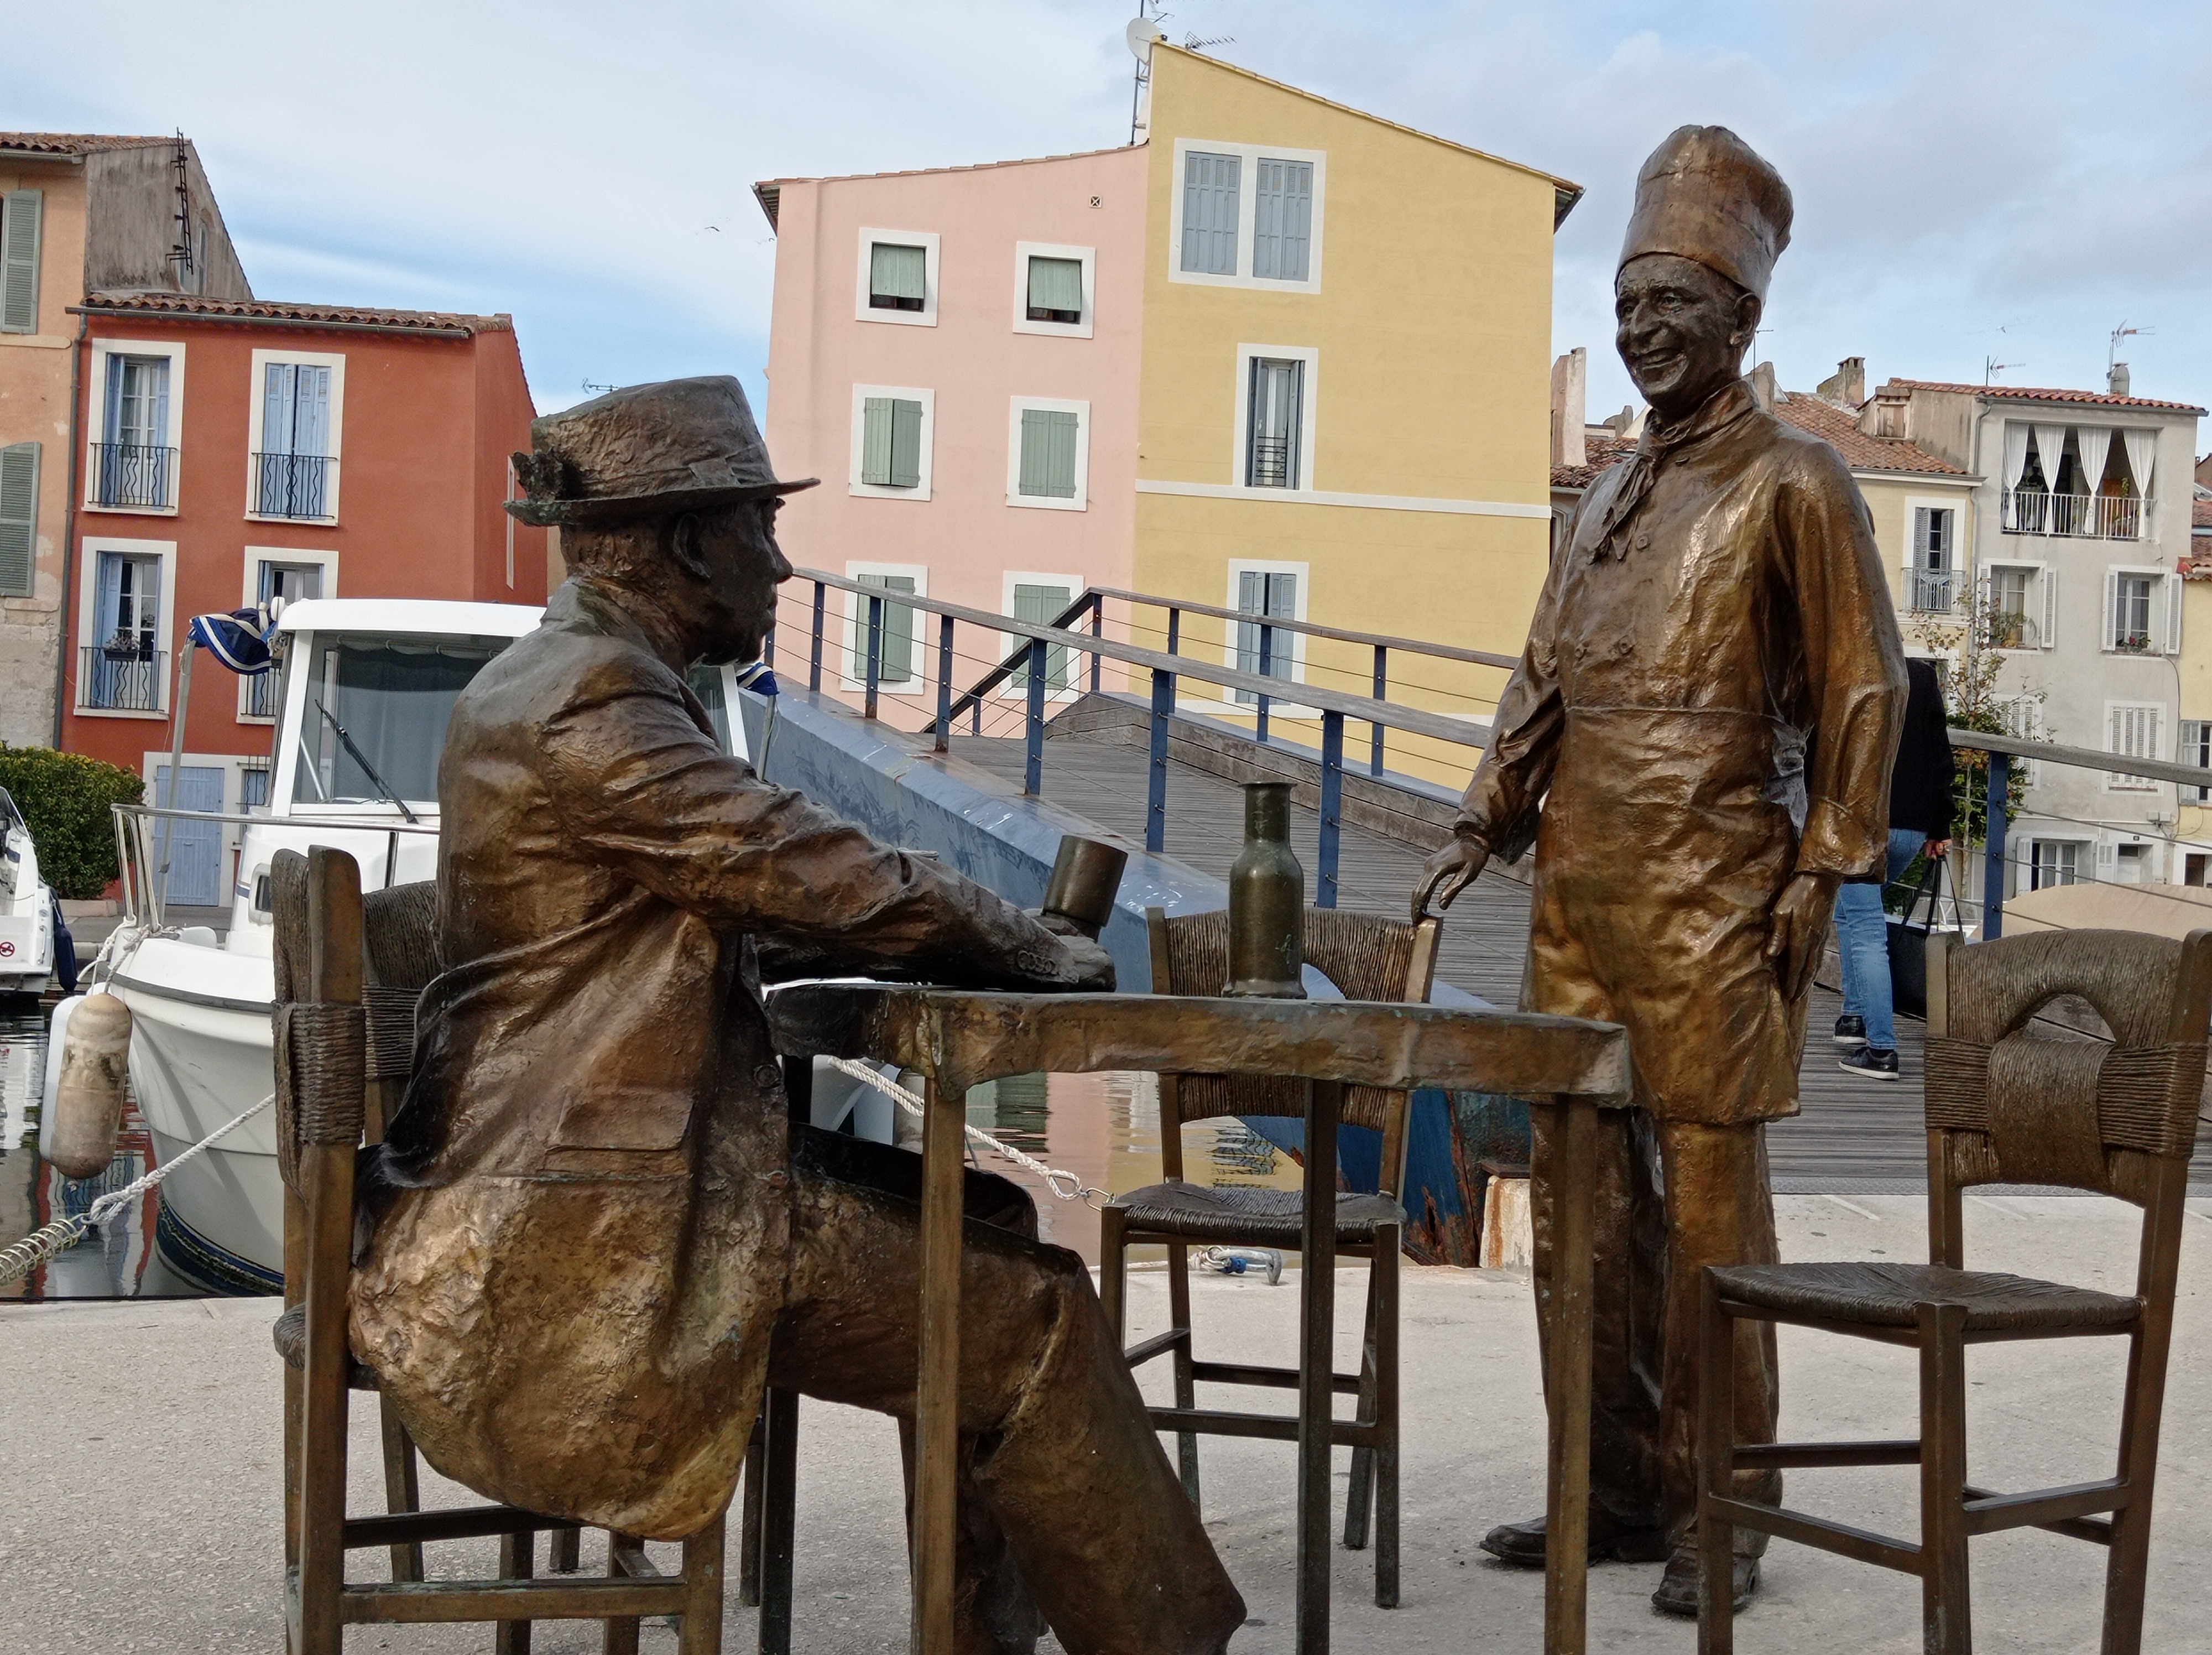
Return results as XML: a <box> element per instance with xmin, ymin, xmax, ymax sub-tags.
<box><xmin>507</xmin><ymin>374</ymin><xmax>818</xmax><ymax>528</ymax></box>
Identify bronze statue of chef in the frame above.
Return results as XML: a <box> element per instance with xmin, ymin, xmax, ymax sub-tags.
<box><xmin>350</xmin><ymin>377</ymin><xmax>1245</xmax><ymax>1655</ymax></box>
<box><xmin>1415</xmin><ymin>127</ymin><xmax>1907</xmax><ymax>1615</ymax></box>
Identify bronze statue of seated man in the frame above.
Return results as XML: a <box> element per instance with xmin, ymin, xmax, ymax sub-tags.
<box><xmin>350</xmin><ymin>376</ymin><xmax>1245</xmax><ymax>1655</ymax></box>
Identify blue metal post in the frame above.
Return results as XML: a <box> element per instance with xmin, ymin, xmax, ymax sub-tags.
<box><xmin>1370</xmin><ymin>644</ymin><xmax>1387</xmax><ymax>776</ymax></box>
<box><xmin>863</xmin><ymin>594</ymin><xmax>883</xmax><ymax>721</ymax></box>
<box><xmin>1983</xmin><ymin>748</ymin><xmax>2011</xmax><ymax>939</ymax></box>
<box><xmin>1024</xmin><ymin>638</ymin><xmax>1046</xmax><ymax>797</ymax></box>
<box><xmin>1090</xmin><ymin>592</ymin><xmax>1103</xmax><ymax>695</ymax></box>
<box><xmin>933</xmin><ymin>615</ymin><xmax>954</xmax><ymax>754</ymax></box>
<box><xmin>1147</xmin><ymin>667</ymin><xmax>1174</xmax><ymax>853</ymax></box>
<box><xmin>1318</xmin><ymin>711</ymin><xmax>1344</xmax><ymax>909</ymax></box>
<box><xmin>1166</xmin><ymin>607</ymin><xmax>1181</xmax><ymax>656</ymax></box>
<box><xmin>808</xmin><ymin>581</ymin><xmax>826</xmax><ymax>692</ymax></box>
<box><xmin>1256</xmin><ymin>623</ymin><xmax>1272</xmax><ymax>745</ymax></box>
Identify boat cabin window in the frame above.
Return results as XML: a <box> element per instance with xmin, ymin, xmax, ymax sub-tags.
<box><xmin>293</xmin><ymin>633</ymin><xmax>509</xmax><ymax>808</ymax></box>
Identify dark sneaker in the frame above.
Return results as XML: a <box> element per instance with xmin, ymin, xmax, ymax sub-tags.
<box><xmin>1831</xmin><ymin>1014</ymin><xmax>1866</xmax><ymax>1047</ymax></box>
<box><xmin>1479</xmin><ymin>1510</ymin><xmax>1671</xmax><ymax>1568</ymax></box>
<box><xmin>1651</xmin><ymin>1544</ymin><xmax>1759</xmax><ymax>1617</ymax></box>
<box><xmin>1839</xmin><ymin>1046</ymin><xmax>1901</xmax><ymax>1080</ymax></box>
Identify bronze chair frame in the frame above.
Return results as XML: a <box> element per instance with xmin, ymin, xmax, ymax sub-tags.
<box><xmin>274</xmin><ymin>847</ymin><xmax>726</xmax><ymax>1653</ymax></box>
<box><xmin>1098</xmin><ymin>905</ymin><xmax>1441</xmax><ymax>1609</ymax></box>
<box><xmin>1697</xmin><ymin>926</ymin><xmax>2212</xmax><ymax>1655</ymax></box>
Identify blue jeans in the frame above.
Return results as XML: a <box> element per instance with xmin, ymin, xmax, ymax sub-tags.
<box><xmin>1834</xmin><ymin>828</ymin><xmax>1927</xmax><ymax>1052</ymax></box>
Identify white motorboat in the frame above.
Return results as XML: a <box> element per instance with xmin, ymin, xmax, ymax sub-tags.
<box><xmin>0</xmin><ymin>785</ymin><xmax>58</xmax><ymax>997</ymax></box>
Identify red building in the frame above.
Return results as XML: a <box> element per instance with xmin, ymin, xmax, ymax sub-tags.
<box><xmin>59</xmin><ymin>292</ymin><xmax>544</xmax><ymax>856</ymax></box>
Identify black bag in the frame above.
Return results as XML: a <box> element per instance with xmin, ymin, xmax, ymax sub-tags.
<box><xmin>1885</xmin><ymin>856</ymin><xmax>1947</xmax><ymax>1020</ymax></box>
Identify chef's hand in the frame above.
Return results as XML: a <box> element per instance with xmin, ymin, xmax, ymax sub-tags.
<box><xmin>1413</xmin><ymin>835</ymin><xmax>1490</xmax><ymax>921</ymax></box>
<box><xmin>1053</xmin><ymin>933</ymin><xmax>1117</xmax><ymax>992</ymax></box>
<box><xmin>1766</xmin><ymin>871</ymin><xmax>1840</xmax><ymax>1002</ymax></box>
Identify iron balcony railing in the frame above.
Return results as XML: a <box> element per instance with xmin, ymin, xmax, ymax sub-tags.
<box><xmin>91</xmin><ymin>443</ymin><xmax>176</xmax><ymax>509</ymax></box>
<box><xmin>2001</xmin><ymin>487</ymin><xmax>2152</xmax><ymax>540</ymax></box>
<box><xmin>1248</xmin><ymin>435</ymin><xmax>1293</xmax><ymax>488</ymax></box>
<box><xmin>251</xmin><ymin>451</ymin><xmax>333</xmax><ymax>519</ymax></box>
<box><xmin>80</xmin><ymin>646</ymin><xmax>164</xmax><ymax>712</ymax></box>
<box><xmin>245</xmin><ymin>668</ymin><xmax>281</xmax><ymax>718</ymax></box>
<box><xmin>1906</xmin><ymin>568</ymin><xmax>1957</xmax><ymax>613</ymax></box>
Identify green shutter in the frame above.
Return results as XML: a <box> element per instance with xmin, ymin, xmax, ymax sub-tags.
<box><xmin>0</xmin><ymin>191</ymin><xmax>39</xmax><ymax>334</ymax></box>
<box><xmin>860</xmin><ymin>397</ymin><xmax>895</xmax><ymax>485</ymax></box>
<box><xmin>0</xmin><ymin>441</ymin><xmax>35</xmax><ymax>597</ymax></box>
<box><xmin>1018</xmin><ymin>409</ymin><xmax>1079</xmax><ymax>499</ymax></box>
<box><xmin>1026</xmin><ymin>256</ymin><xmax>1083</xmax><ymax>317</ymax></box>
<box><xmin>853</xmin><ymin>573</ymin><xmax>917</xmax><ymax>684</ymax></box>
<box><xmin>869</xmin><ymin>242</ymin><xmax>926</xmax><ymax>303</ymax></box>
<box><xmin>1013</xmin><ymin>584</ymin><xmax>1073</xmax><ymax>690</ymax></box>
<box><xmin>889</xmin><ymin>399</ymin><xmax>922</xmax><ymax>488</ymax></box>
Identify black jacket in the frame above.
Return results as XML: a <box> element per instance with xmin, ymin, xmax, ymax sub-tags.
<box><xmin>1887</xmin><ymin>657</ymin><xmax>1955</xmax><ymax>841</ymax></box>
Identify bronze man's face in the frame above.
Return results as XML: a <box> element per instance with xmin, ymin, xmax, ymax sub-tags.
<box><xmin>1614</xmin><ymin>253</ymin><xmax>1761</xmax><ymax>420</ymax></box>
<box><xmin>681</xmin><ymin>498</ymin><xmax>793</xmax><ymax>665</ymax></box>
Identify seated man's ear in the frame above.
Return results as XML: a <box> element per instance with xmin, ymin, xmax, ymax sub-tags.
<box><xmin>667</xmin><ymin>512</ymin><xmax>714</xmax><ymax>582</ymax></box>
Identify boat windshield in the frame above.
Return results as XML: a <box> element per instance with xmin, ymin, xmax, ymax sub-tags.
<box><xmin>291</xmin><ymin>633</ymin><xmax>510</xmax><ymax>808</ymax></box>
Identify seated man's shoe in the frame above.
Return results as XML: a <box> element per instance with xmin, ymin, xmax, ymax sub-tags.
<box><xmin>1839</xmin><ymin>1045</ymin><xmax>1901</xmax><ymax>1080</ymax></box>
<box><xmin>1651</xmin><ymin>1545</ymin><xmax>1759</xmax><ymax>1617</ymax></box>
<box><xmin>1479</xmin><ymin>1508</ymin><xmax>1670</xmax><ymax>1568</ymax></box>
<box><xmin>1832</xmin><ymin>1014</ymin><xmax>1866</xmax><ymax>1047</ymax></box>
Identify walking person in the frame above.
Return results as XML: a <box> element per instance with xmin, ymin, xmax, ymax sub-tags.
<box><xmin>1832</xmin><ymin>655</ymin><xmax>1954</xmax><ymax>1079</ymax></box>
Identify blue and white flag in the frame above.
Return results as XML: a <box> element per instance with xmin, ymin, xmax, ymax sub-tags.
<box><xmin>734</xmin><ymin>660</ymin><xmax>778</xmax><ymax>696</ymax></box>
<box><xmin>188</xmin><ymin>608</ymin><xmax>275</xmax><ymax>675</ymax></box>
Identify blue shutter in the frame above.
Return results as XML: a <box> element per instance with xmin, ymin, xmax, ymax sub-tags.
<box><xmin>296</xmin><ymin>366</ymin><xmax>331</xmax><ymax>457</ymax></box>
<box><xmin>1253</xmin><ymin>159</ymin><xmax>1312</xmax><ymax>282</ymax></box>
<box><xmin>1180</xmin><ymin>151</ymin><xmax>1240</xmax><ymax>275</ymax></box>
<box><xmin>263</xmin><ymin>362</ymin><xmax>298</xmax><ymax>456</ymax></box>
<box><xmin>0</xmin><ymin>442</ymin><xmax>35</xmax><ymax>597</ymax></box>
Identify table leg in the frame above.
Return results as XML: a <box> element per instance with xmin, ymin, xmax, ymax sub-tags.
<box><xmin>1297</xmin><ymin>1079</ymin><xmax>1342</xmax><ymax>1655</ymax></box>
<box><xmin>912</xmin><ymin>1075</ymin><xmax>964</xmax><ymax>1654</ymax></box>
<box><xmin>1544</xmin><ymin>1098</ymin><xmax>1595</xmax><ymax>1655</ymax></box>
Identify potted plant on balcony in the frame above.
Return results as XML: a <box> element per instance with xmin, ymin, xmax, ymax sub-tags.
<box><xmin>101</xmin><ymin>629</ymin><xmax>151</xmax><ymax>663</ymax></box>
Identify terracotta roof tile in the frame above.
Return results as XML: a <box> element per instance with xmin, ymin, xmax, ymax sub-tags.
<box><xmin>0</xmin><ymin>132</ymin><xmax>178</xmax><ymax>155</ymax></box>
<box><xmin>79</xmin><ymin>291</ymin><xmax>508</xmax><ymax>335</ymax></box>
<box><xmin>1550</xmin><ymin>433</ymin><xmax>1631</xmax><ymax>490</ymax></box>
<box><xmin>2195</xmin><ymin>495</ymin><xmax>2212</xmax><ymax>530</ymax></box>
<box><xmin>1891</xmin><ymin>379</ymin><xmax>2205</xmax><ymax>416</ymax></box>
<box><xmin>1771</xmin><ymin>392</ymin><xmax>1970</xmax><ymax>475</ymax></box>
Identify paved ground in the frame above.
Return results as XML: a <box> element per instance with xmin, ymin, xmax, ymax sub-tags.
<box><xmin>8</xmin><ymin>1194</ymin><xmax>2210</xmax><ymax>1652</ymax></box>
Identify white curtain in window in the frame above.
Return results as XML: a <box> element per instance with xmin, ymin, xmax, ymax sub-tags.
<box><xmin>2031</xmin><ymin>424</ymin><xmax>2069</xmax><ymax>490</ymax></box>
<box><xmin>2122</xmin><ymin>428</ymin><xmax>2157</xmax><ymax>497</ymax></box>
<box><xmin>2074</xmin><ymin>426</ymin><xmax>2111</xmax><ymax>496</ymax></box>
<box><xmin>2001</xmin><ymin>422</ymin><xmax>2031</xmax><ymax>490</ymax></box>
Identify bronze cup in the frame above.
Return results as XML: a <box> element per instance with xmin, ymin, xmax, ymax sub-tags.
<box><xmin>1041</xmin><ymin>835</ymin><xmax>1129</xmax><ymax>940</ymax></box>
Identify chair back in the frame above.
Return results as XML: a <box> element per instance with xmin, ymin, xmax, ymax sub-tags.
<box><xmin>361</xmin><ymin>881</ymin><xmax>440</xmax><ymax>1113</ymax></box>
<box><xmin>1145</xmin><ymin>906</ymin><xmax>1441</xmax><ymax>1191</ymax></box>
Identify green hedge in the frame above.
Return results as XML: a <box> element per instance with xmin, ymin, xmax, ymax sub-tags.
<box><xmin>0</xmin><ymin>744</ymin><xmax>144</xmax><ymax>899</ymax></box>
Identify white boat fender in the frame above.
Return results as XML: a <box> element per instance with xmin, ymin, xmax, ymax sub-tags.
<box><xmin>38</xmin><ymin>993</ymin><xmax>84</xmax><ymax>1161</ymax></box>
<box><xmin>48</xmin><ymin>992</ymin><xmax>132</xmax><ymax>1179</ymax></box>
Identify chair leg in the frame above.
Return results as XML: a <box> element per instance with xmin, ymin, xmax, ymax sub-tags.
<box><xmin>549</xmin><ymin>1525</ymin><xmax>581</xmax><ymax>1574</ymax></box>
<box><xmin>1166</xmin><ymin>1239</ymin><xmax>1201</xmax><ymax>1511</ymax></box>
<box><xmin>1919</xmin><ymin>1302</ymin><xmax>1972</xmax><ymax>1655</ymax></box>
<box><xmin>603</xmin><ymin>1533</ymin><xmax>644</xmax><ymax>1655</ymax></box>
<box><xmin>378</xmin><ymin>1397</ymin><xmax>424</xmax><ymax>1584</ymax></box>
<box><xmin>678</xmin><ymin>1513</ymin><xmax>727</xmax><ymax>1655</ymax></box>
<box><xmin>1696</xmin><ymin>1273</ymin><xmax>1737</xmax><ymax>1655</ymax></box>
<box><xmin>737</xmin><ymin>1414</ymin><xmax>766</xmax><ymax>1607</ymax></box>
<box><xmin>758</xmin><ymin>1388</ymin><xmax>800</xmax><ymax>1655</ymax></box>
<box><xmin>1343</xmin><ymin>1255</ymin><xmax>1380</xmax><ymax>1553</ymax></box>
<box><xmin>1372</xmin><ymin>1221</ymin><xmax>1401</xmax><ymax>1609</ymax></box>
<box><xmin>2103</xmin><ymin>1314</ymin><xmax>2169</xmax><ymax>1655</ymax></box>
<box><xmin>1099</xmin><ymin>1206</ymin><xmax>1129</xmax><ymax>1343</ymax></box>
<box><xmin>495</xmin><ymin>1529</ymin><xmax>535</xmax><ymax>1655</ymax></box>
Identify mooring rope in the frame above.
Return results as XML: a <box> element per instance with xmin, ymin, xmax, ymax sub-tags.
<box><xmin>0</xmin><ymin>1094</ymin><xmax>274</xmax><ymax>1287</ymax></box>
<box><xmin>820</xmin><ymin>1056</ymin><xmax>1110</xmax><ymax>1208</ymax></box>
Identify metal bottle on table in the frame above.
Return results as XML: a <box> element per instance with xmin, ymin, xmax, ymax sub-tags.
<box><xmin>1224</xmin><ymin>782</ymin><xmax>1306</xmax><ymax>998</ymax></box>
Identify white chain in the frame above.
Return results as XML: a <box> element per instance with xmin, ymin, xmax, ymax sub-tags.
<box><xmin>0</xmin><ymin>1093</ymin><xmax>274</xmax><ymax>1287</ymax></box>
<box><xmin>820</xmin><ymin>1056</ymin><xmax>1110</xmax><ymax>1208</ymax></box>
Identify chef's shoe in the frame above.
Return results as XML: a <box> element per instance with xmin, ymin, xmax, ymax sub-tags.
<box><xmin>1479</xmin><ymin>1509</ymin><xmax>1670</xmax><ymax>1568</ymax></box>
<box><xmin>1651</xmin><ymin>1544</ymin><xmax>1759</xmax><ymax>1616</ymax></box>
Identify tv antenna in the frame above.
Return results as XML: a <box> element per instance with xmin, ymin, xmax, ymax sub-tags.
<box><xmin>1984</xmin><ymin>356</ymin><xmax>2019</xmax><ymax>385</ymax></box>
<box><xmin>2109</xmin><ymin>319</ymin><xmax>2152</xmax><ymax>370</ymax></box>
<box><xmin>1126</xmin><ymin>6</ymin><xmax>1166</xmax><ymax>145</ymax></box>
<box><xmin>1183</xmin><ymin>32</ymin><xmax>1234</xmax><ymax>50</ymax></box>
<box><xmin>581</xmin><ymin>378</ymin><xmax>615</xmax><ymax>397</ymax></box>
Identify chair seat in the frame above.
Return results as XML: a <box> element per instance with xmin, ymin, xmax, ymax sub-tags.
<box><xmin>1709</xmin><ymin>1261</ymin><xmax>2141</xmax><ymax>1335</ymax></box>
<box><xmin>1108</xmin><ymin>1182</ymin><xmax>1405</xmax><ymax>1245</ymax></box>
<box><xmin>272</xmin><ymin>1302</ymin><xmax>381</xmax><ymax>1391</ymax></box>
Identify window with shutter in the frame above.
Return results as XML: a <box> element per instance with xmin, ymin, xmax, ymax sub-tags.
<box><xmin>1246</xmin><ymin>358</ymin><xmax>1304</xmax><ymax>488</ymax></box>
<box><xmin>1011</xmin><ymin>584</ymin><xmax>1074</xmax><ymax>690</ymax></box>
<box><xmin>1233</xmin><ymin>568</ymin><xmax>1299</xmax><ymax>702</ymax></box>
<box><xmin>1180</xmin><ymin>151</ymin><xmax>1240</xmax><ymax>275</ymax></box>
<box><xmin>869</xmin><ymin>243</ymin><xmax>927</xmax><ymax>310</ymax></box>
<box><xmin>852</xmin><ymin>572</ymin><xmax>918</xmax><ymax>684</ymax></box>
<box><xmin>1018</xmin><ymin>409</ymin><xmax>1080</xmax><ymax>498</ymax></box>
<box><xmin>2181</xmin><ymin>719</ymin><xmax>2212</xmax><ymax>804</ymax></box>
<box><xmin>859</xmin><ymin>397</ymin><xmax>896</xmax><ymax>486</ymax></box>
<box><xmin>1252</xmin><ymin>158</ymin><xmax>1313</xmax><ymax>281</ymax></box>
<box><xmin>1</xmin><ymin>190</ymin><xmax>40</xmax><ymax>334</ymax></box>
<box><xmin>2107</xmin><ymin>701</ymin><xmax>2162</xmax><ymax>790</ymax></box>
<box><xmin>0</xmin><ymin>441</ymin><xmax>35</xmax><ymax>597</ymax></box>
<box><xmin>1025</xmin><ymin>257</ymin><xmax>1084</xmax><ymax>324</ymax></box>
<box><xmin>888</xmin><ymin>399</ymin><xmax>922</xmax><ymax>489</ymax></box>
<box><xmin>2110</xmin><ymin>573</ymin><xmax>2155</xmax><ymax>652</ymax></box>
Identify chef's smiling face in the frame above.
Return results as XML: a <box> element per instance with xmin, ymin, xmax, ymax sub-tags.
<box><xmin>1614</xmin><ymin>253</ymin><xmax>1761</xmax><ymax>420</ymax></box>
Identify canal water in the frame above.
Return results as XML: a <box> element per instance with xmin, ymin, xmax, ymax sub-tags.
<box><xmin>0</xmin><ymin>996</ymin><xmax>1301</xmax><ymax>1298</ymax></box>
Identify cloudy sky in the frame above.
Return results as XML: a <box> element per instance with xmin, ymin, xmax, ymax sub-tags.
<box><xmin>9</xmin><ymin>0</ymin><xmax>2209</xmax><ymax>427</ymax></box>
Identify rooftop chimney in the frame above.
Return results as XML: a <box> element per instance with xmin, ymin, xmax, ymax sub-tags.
<box><xmin>2109</xmin><ymin>362</ymin><xmax>2132</xmax><ymax>397</ymax></box>
<box><xmin>1817</xmin><ymin>356</ymin><xmax>1867</xmax><ymax>408</ymax></box>
<box><xmin>1550</xmin><ymin>347</ymin><xmax>1587</xmax><ymax>468</ymax></box>
<box><xmin>1859</xmin><ymin>381</ymin><xmax>1913</xmax><ymax>440</ymax></box>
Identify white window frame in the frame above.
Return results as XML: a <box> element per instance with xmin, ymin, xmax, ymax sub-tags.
<box><xmin>1980</xmin><ymin>558</ymin><xmax>2051</xmax><ymax>652</ymax></box>
<box><xmin>1223</xmin><ymin>558</ymin><xmax>1313</xmax><ymax>715</ymax></box>
<box><xmin>2104</xmin><ymin>563</ymin><xmax>2177</xmax><ymax>656</ymax></box>
<box><xmin>74</xmin><ymin>534</ymin><xmax>177</xmax><ymax>718</ymax></box>
<box><xmin>85</xmin><ymin>337</ymin><xmax>187</xmax><ymax>516</ymax></box>
<box><xmin>2026</xmin><ymin>837</ymin><xmax>2084</xmax><ymax>893</ymax></box>
<box><xmin>2104</xmin><ymin>699</ymin><xmax>2167</xmax><ymax>793</ymax></box>
<box><xmin>1010</xmin><ymin>242</ymin><xmax>1095</xmax><ymax>339</ymax></box>
<box><xmin>1005</xmin><ymin>397</ymin><xmax>1091</xmax><ymax>511</ymax></box>
<box><xmin>998</xmin><ymin>570</ymin><xmax>1088</xmax><ymax>703</ymax></box>
<box><xmin>1994</xmin><ymin>693</ymin><xmax>2044</xmax><ymax>787</ymax></box>
<box><xmin>847</xmin><ymin>384</ymin><xmax>937</xmax><ymax>501</ymax></box>
<box><xmin>854</xmin><ymin>228</ymin><xmax>940</xmax><ymax>328</ymax></box>
<box><xmin>1168</xmin><ymin>139</ymin><xmax>1327</xmax><ymax>294</ymax></box>
<box><xmin>1229</xmin><ymin>344</ymin><xmax>1320</xmax><ymax>495</ymax></box>
<box><xmin>243</xmin><ymin>347</ymin><xmax>347</xmax><ymax>524</ymax></box>
<box><xmin>839</xmin><ymin>560</ymin><xmax>929</xmax><ymax>693</ymax></box>
<box><xmin>236</xmin><ymin>545</ymin><xmax>340</xmax><ymax>722</ymax></box>
<box><xmin>1902</xmin><ymin>495</ymin><xmax>1961</xmax><ymax>612</ymax></box>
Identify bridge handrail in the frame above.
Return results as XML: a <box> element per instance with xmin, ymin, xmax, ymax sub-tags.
<box><xmin>1082</xmin><ymin>584</ymin><xmax>1521</xmax><ymax>672</ymax></box>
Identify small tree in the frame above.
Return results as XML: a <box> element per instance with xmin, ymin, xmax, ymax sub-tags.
<box><xmin>0</xmin><ymin>744</ymin><xmax>145</xmax><ymax>899</ymax></box>
<box><xmin>1916</xmin><ymin>585</ymin><xmax>2048</xmax><ymax>849</ymax></box>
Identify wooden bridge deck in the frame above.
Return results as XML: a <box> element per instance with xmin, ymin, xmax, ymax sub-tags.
<box><xmin>950</xmin><ymin>735</ymin><xmax>2212</xmax><ymax>1190</ymax></box>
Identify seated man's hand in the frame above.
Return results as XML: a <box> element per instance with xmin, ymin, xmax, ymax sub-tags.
<box><xmin>1053</xmin><ymin>934</ymin><xmax>1117</xmax><ymax>992</ymax></box>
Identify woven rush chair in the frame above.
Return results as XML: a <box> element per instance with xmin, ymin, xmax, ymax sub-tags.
<box><xmin>270</xmin><ymin>847</ymin><xmax>726</xmax><ymax>1654</ymax></box>
<box><xmin>1695</xmin><ymin>927</ymin><xmax>2212</xmax><ymax>1655</ymax></box>
<box><xmin>1098</xmin><ymin>905</ymin><xmax>1441</xmax><ymax>1609</ymax></box>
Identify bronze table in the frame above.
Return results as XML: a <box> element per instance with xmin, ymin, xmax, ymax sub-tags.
<box><xmin>770</xmin><ymin>985</ymin><xmax>1631</xmax><ymax>1655</ymax></box>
